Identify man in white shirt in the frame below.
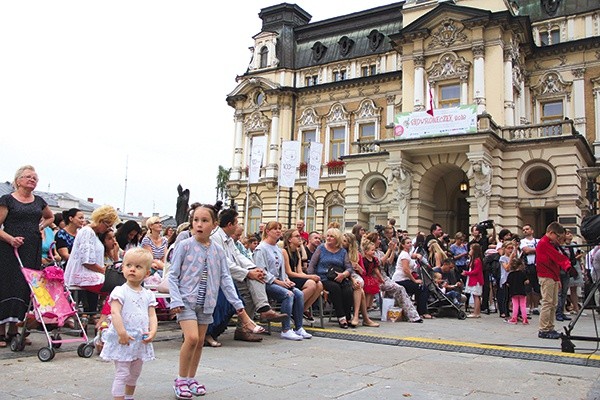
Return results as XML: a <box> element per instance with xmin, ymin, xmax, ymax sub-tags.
<box><xmin>213</xmin><ymin>209</ymin><xmax>286</xmax><ymax>341</ymax></box>
<box><xmin>520</xmin><ymin>224</ymin><xmax>540</xmax><ymax>315</ymax></box>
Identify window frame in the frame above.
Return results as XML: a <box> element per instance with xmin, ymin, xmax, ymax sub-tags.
<box><xmin>438</xmin><ymin>83</ymin><xmax>461</xmax><ymax>109</ymax></box>
<box><xmin>329</xmin><ymin>125</ymin><xmax>346</xmax><ymax>160</ymax></box>
<box><xmin>248</xmin><ymin>207</ymin><xmax>262</xmax><ymax>235</ymax></box>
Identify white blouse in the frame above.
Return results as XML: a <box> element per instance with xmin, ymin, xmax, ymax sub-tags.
<box><xmin>64</xmin><ymin>226</ymin><xmax>105</xmax><ymax>287</ymax></box>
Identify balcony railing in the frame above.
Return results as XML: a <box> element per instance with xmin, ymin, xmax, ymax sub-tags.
<box><xmin>477</xmin><ymin>114</ymin><xmax>578</xmax><ymax>141</ymax></box>
<box><xmin>352</xmin><ymin>140</ymin><xmax>381</xmax><ymax>155</ymax></box>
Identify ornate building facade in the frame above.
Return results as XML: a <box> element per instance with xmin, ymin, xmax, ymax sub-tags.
<box><xmin>226</xmin><ymin>0</ymin><xmax>600</xmax><ymax>237</ymax></box>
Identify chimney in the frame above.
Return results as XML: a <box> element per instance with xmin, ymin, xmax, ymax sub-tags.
<box><xmin>128</xmin><ymin>212</ymin><xmax>133</xmax><ymax>216</ymax></box>
<box><xmin>87</xmin><ymin>198</ymin><xmax>93</xmax><ymax>203</ymax></box>
<box><xmin>138</xmin><ymin>212</ymin><xmax>143</xmax><ymax>217</ymax></box>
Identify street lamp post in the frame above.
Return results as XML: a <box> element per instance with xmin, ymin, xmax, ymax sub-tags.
<box><xmin>226</xmin><ymin>184</ymin><xmax>241</xmax><ymax>210</ymax></box>
<box><xmin>577</xmin><ymin>167</ymin><xmax>600</xmax><ymax>214</ymax></box>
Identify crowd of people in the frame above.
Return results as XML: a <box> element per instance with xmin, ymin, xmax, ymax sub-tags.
<box><xmin>1</xmin><ymin>164</ymin><xmax>599</xmax><ymax>399</ymax></box>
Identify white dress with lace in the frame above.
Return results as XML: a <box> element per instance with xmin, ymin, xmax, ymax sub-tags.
<box><xmin>100</xmin><ymin>284</ymin><xmax>157</xmax><ymax>362</ymax></box>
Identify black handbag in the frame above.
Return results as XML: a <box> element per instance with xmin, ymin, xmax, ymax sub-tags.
<box><xmin>102</xmin><ymin>262</ymin><xmax>126</xmax><ymax>293</ymax></box>
<box><xmin>327</xmin><ymin>266</ymin><xmax>344</xmax><ymax>281</ymax></box>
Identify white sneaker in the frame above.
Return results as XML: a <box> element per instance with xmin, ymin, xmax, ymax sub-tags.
<box><xmin>294</xmin><ymin>327</ymin><xmax>312</xmax><ymax>339</ymax></box>
<box><xmin>280</xmin><ymin>330</ymin><xmax>303</xmax><ymax>341</ymax></box>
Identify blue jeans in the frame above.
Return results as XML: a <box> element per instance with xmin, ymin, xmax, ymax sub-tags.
<box><xmin>266</xmin><ymin>283</ymin><xmax>304</xmax><ymax>331</ymax></box>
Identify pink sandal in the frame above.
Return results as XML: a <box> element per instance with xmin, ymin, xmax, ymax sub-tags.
<box><xmin>173</xmin><ymin>378</ymin><xmax>193</xmax><ymax>399</ymax></box>
<box><xmin>188</xmin><ymin>379</ymin><xmax>207</xmax><ymax>396</ymax></box>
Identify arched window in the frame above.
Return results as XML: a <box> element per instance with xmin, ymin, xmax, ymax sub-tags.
<box><xmin>259</xmin><ymin>46</ymin><xmax>269</xmax><ymax>69</ymax></box>
<box><xmin>298</xmin><ymin>206</ymin><xmax>315</xmax><ymax>233</ymax></box>
<box><xmin>327</xmin><ymin>205</ymin><xmax>344</xmax><ymax>228</ymax></box>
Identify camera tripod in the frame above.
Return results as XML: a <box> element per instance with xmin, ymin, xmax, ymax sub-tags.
<box><xmin>560</xmin><ymin>273</ymin><xmax>599</xmax><ymax>353</ymax></box>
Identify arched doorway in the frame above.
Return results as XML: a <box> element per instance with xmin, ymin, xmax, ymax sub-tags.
<box><xmin>417</xmin><ymin>163</ymin><xmax>470</xmax><ymax>236</ymax></box>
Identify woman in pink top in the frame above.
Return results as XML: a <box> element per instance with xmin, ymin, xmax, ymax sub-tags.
<box><xmin>462</xmin><ymin>243</ymin><xmax>484</xmax><ymax>318</ymax></box>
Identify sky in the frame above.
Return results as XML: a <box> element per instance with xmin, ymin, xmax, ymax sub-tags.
<box><xmin>0</xmin><ymin>0</ymin><xmax>393</xmax><ymax>217</ymax></box>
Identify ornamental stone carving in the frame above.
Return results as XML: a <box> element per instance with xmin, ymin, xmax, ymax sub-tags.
<box><xmin>428</xmin><ymin>18</ymin><xmax>467</xmax><ymax>49</ymax></box>
<box><xmin>248</xmin><ymin>193</ymin><xmax>263</xmax><ymax>209</ymax></box>
<box><xmin>356</xmin><ymin>99</ymin><xmax>379</xmax><ymax>119</ymax></box>
<box><xmin>467</xmin><ymin>159</ymin><xmax>492</xmax><ymax>220</ymax></box>
<box><xmin>245</xmin><ymin>111</ymin><xmax>269</xmax><ymax>133</ymax></box>
<box><xmin>326</xmin><ymin>103</ymin><xmax>349</xmax><ymax>124</ymax></box>
<box><xmin>324</xmin><ymin>191</ymin><xmax>344</xmax><ymax>208</ymax></box>
<box><xmin>414</xmin><ymin>55</ymin><xmax>425</xmax><ymax>68</ymax></box>
<box><xmin>298</xmin><ymin>108</ymin><xmax>319</xmax><ymax>127</ymax></box>
<box><xmin>531</xmin><ymin>72</ymin><xmax>572</xmax><ymax>98</ymax></box>
<box><xmin>472</xmin><ymin>44</ymin><xmax>485</xmax><ymax>58</ymax></box>
<box><xmin>426</xmin><ymin>52</ymin><xmax>471</xmax><ymax>83</ymax></box>
<box><xmin>572</xmin><ymin>68</ymin><xmax>585</xmax><ymax>79</ymax></box>
<box><xmin>388</xmin><ymin>165</ymin><xmax>413</xmax><ymax>211</ymax></box>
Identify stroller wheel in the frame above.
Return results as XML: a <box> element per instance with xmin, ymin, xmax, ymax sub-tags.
<box><xmin>78</xmin><ymin>343</ymin><xmax>94</xmax><ymax>358</ymax></box>
<box><xmin>10</xmin><ymin>334</ymin><xmax>25</xmax><ymax>352</ymax></box>
<box><xmin>38</xmin><ymin>346</ymin><xmax>55</xmax><ymax>362</ymax></box>
<box><xmin>51</xmin><ymin>334</ymin><xmax>62</xmax><ymax>349</ymax></box>
<box><xmin>457</xmin><ymin>311</ymin><xmax>467</xmax><ymax>320</ymax></box>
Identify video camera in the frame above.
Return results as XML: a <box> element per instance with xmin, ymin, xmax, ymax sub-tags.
<box><xmin>477</xmin><ymin>219</ymin><xmax>494</xmax><ymax>230</ymax></box>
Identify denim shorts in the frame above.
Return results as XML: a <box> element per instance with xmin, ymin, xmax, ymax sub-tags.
<box><xmin>176</xmin><ymin>305</ymin><xmax>214</xmax><ymax>325</ymax></box>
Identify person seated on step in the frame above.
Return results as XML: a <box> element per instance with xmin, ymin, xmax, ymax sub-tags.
<box><xmin>253</xmin><ymin>221</ymin><xmax>312</xmax><ymax>341</ymax></box>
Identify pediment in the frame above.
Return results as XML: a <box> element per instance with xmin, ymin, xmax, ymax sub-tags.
<box><xmin>227</xmin><ymin>77</ymin><xmax>280</xmax><ymax>98</ymax></box>
<box><xmin>402</xmin><ymin>3</ymin><xmax>492</xmax><ymax>34</ymax></box>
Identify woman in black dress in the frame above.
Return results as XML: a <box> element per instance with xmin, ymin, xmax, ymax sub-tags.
<box><xmin>0</xmin><ymin>165</ymin><xmax>54</xmax><ymax>347</ymax></box>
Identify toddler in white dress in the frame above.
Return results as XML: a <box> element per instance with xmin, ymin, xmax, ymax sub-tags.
<box><xmin>100</xmin><ymin>248</ymin><xmax>158</xmax><ymax>400</ymax></box>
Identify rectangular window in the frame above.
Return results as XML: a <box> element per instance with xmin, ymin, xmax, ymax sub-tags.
<box><xmin>439</xmin><ymin>84</ymin><xmax>460</xmax><ymax>108</ymax></box>
<box><xmin>305</xmin><ymin>75</ymin><xmax>318</xmax><ymax>86</ymax></box>
<box><xmin>359</xmin><ymin>123</ymin><xmax>375</xmax><ymax>141</ymax></box>
<box><xmin>330</xmin><ymin>126</ymin><xmax>345</xmax><ymax>160</ymax></box>
<box><xmin>333</xmin><ymin>69</ymin><xmax>347</xmax><ymax>82</ymax></box>
<box><xmin>248</xmin><ymin>207</ymin><xmax>262</xmax><ymax>236</ymax></box>
<box><xmin>540</xmin><ymin>29</ymin><xmax>560</xmax><ymax>46</ymax></box>
<box><xmin>361</xmin><ymin>65</ymin><xmax>376</xmax><ymax>77</ymax></box>
<box><xmin>541</xmin><ymin>100</ymin><xmax>563</xmax><ymax>122</ymax></box>
<box><xmin>301</xmin><ymin>129</ymin><xmax>317</xmax><ymax>163</ymax></box>
<box><xmin>541</xmin><ymin>100</ymin><xmax>563</xmax><ymax>136</ymax></box>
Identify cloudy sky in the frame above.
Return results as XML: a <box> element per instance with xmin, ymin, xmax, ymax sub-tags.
<box><xmin>0</xmin><ymin>0</ymin><xmax>392</xmax><ymax>217</ymax></box>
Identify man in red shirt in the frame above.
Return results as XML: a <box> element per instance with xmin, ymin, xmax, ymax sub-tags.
<box><xmin>296</xmin><ymin>220</ymin><xmax>309</xmax><ymax>242</ymax></box>
<box><xmin>536</xmin><ymin>222</ymin><xmax>571</xmax><ymax>339</ymax></box>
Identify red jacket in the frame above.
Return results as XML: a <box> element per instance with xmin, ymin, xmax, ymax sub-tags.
<box><xmin>536</xmin><ymin>235</ymin><xmax>571</xmax><ymax>282</ymax></box>
<box><xmin>464</xmin><ymin>258</ymin><xmax>484</xmax><ymax>286</ymax></box>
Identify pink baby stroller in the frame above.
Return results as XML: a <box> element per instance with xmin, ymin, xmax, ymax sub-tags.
<box><xmin>11</xmin><ymin>247</ymin><xmax>95</xmax><ymax>361</ymax></box>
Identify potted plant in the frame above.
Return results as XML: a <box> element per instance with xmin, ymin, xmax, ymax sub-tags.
<box><xmin>326</xmin><ymin>159</ymin><xmax>345</xmax><ymax>168</ymax></box>
<box><xmin>299</xmin><ymin>162</ymin><xmax>308</xmax><ymax>172</ymax></box>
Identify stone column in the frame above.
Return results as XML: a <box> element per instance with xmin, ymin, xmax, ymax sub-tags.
<box><xmin>503</xmin><ymin>49</ymin><xmax>514</xmax><ymax>126</ymax></box>
<box><xmin>266</xmin><ymin>106</ymin><xmax>280</xmax><ymax>179</ymax></box>
<box><xmin>472</xmin><ymin>44</ymin><xmax>486</xmax><ymax>114</ymax></box>
<box><xmin>386</xmin><ymin>95</ymin><xmax>396</xmax><ymax>128</ymax></box>
<box><xmin>460</xmin><ymin>76</ymin><xmax>468</xmax><ymax>106</ymax></box>
<box><xmin>413</xmin><ymin>56</ymin><xmax>425</xmax><ymax>111</ymax></box>
<box><xmin>231</xmin><ymin>112</ymin><xmax>245</xmax><ymax>180</ymax></box>
<box><xmin>573</xmin><ymin>68</ymin><xmax>586</xmax><ymax>135</ymax></box>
